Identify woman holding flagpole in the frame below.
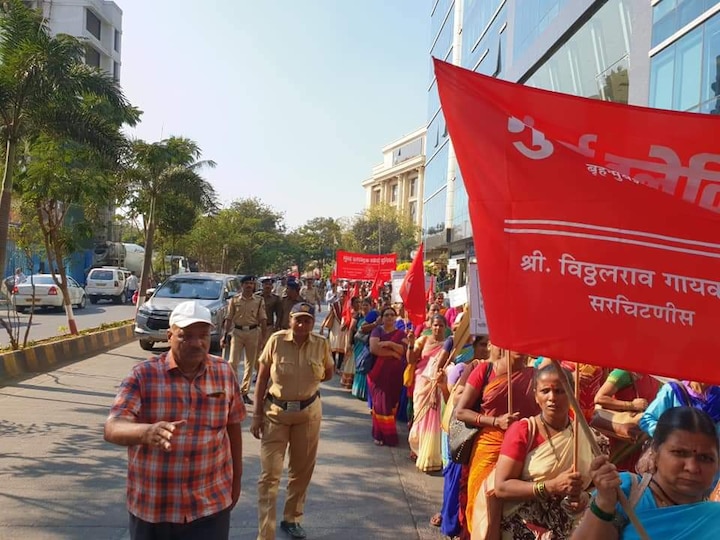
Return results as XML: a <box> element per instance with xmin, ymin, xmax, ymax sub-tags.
<box><xmin>455</xmin><ymin>345</ymin><xmax>538</xmax><ymax>536</ymax></box>
<box><xmin>408</xmin><ymin>314</ymin><xmax>449</xmax><ymax>472</ymax></box>
<box><xmin>351</xmin><ymin>299</ymin><xmax>377</xmax><ymax>401</ymax></box>
<box><xmin>485</xmin><ymin>363</ymin><xmax>594</xmax><ymax>540</ymax></box>
<box><xmin>368</xmin><ymin>306</ymin><xmax>411</xmax><ymax>446</ymax></box>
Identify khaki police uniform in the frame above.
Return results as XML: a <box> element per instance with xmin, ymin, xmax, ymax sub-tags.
<box><xmin>277</xmin><ymin>294</ymin><xmax>302</xmax><ymax>330</ymax></box>
<box><xmin>261</xmin><ymin>291</ymin><xmax>281</xmax><ymax>331</ymax></box>
<box><xmin>300</xmin><ymin>284</ymin><xmax>321</xmax><ymax>309</ymax></box>
<box><xmin>256</xmin><ymin>330</ymin><xmax>333</xmax><ymax>540</ymax></box>
<box><xmin>227</xmin><ymin>293</ymin><xmax>267</xmax><ymax>395</ymax></box>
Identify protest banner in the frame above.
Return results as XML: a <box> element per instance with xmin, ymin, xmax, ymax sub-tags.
<box><xmin>436</xmin><ymin>58</ymin><xmax>720</xmax><ymax>384</ymax></box>
<box><xmin>335</xmin><ymin>251</ymin><xmax>396</xmax><ymax>282</ymax></box>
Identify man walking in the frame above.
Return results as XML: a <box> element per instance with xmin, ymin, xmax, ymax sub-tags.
<box><xmin>251</xmin><ymin>302</ymin><xmax>334</xmax><ymax>540</ymax></box>
<box><xmin>104</xmin><ymin>301</ymin><xmax>245</xmax><ymax>540</ymax></box>
<box><xmin>125</xmin><ymin>271</ymin><xmax>139</xmax><ymax>303</ymax></box>
<box><xmin>259</xmin><ymin>277</ymin><xmax>281</xmax><ymax>345</ymax></box>
<box><xmin>299</xmin><ymin>279</ymin><xmax>322</xmax><ymax>313</ymax></box>
<box><xmin>224</xmin><ymin>275</ymin><xmax>267</xmax><ymax>405</ymax></box>
<box><xmin>277</xmin><ymin>279</ymin><xmax>302</xmax><ymax>330</ymax></box>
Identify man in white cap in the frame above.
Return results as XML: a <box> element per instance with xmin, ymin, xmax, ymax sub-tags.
<box><xmin>104</xmin><ymin>300</ymin><xmax>246</xmax><ymax>539</ymax></box>
<box><xmin>251</xmin><ymin>302</ymin><xmax>334</xmax><ymax>540</ymax></box>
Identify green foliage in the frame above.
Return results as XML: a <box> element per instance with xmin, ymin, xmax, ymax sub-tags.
<box><xmin>183</xmin><ymin>198</ymin><xmax>286</xmax><ymax>275</ymax></box>
<box><xmin>289</xmin><ymin>217</ymin><xmax>346</xmax><ymax>272</ymax></box>
<box><xmin>348</xmin><ymin>204</ymin><xmax>419</xmax><ymax>259</ymax></box>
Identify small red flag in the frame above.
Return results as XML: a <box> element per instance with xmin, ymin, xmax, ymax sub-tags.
<box><xmin>370</xmin><ymin>270</ymin><xmax>382</xmax><ymax>300</ymax></box>
<box><xmin>341</xmin><ymin>282</ymin><xmax>359</xmax><ymax>327</ymax></box>
<box><xmin>400</xmin><ymin>244</ymin><xmax>426</xmax><ymax>329</ymax></box>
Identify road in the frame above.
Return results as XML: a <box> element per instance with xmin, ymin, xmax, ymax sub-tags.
<box><xmin>0</xmin><ymin>301</ymin><xmax>137</xmax><ymax>347</ymax></box>
<box><xmin>0</xmin><ymin>340</ymin><xmax>445</xmax><ymax>540</ymax></box>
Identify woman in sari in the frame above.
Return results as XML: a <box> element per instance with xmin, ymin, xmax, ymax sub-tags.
<box><xmin>640</xmin><ymin>381</ymin><xmax>720</xmax><ymax>437</ymax></box>
<box><xmin>339</xmin><ymin>296</ymin><xmax>361</xmax><ymax>389</ymax></box>
<box><xmin>594</xmin><ymin>369</ymin><xmax>659</xmax><ymax>471</ymax></box>
<box><xmin>408</xmin><ymin>314</ymin><xmax>448</xmax><ymax>473</ymax></box>
<box><xmin>455</xmin><ymin>346</ymin><xmax>539</xmax><ymax>536</ymax></box>
<box><xmin>573</xmin><ymin>406</ymin><xmax>720</xmax><ymax>540</ymax></box>
<box><xmin>351</xmin><ymin>305</ymin><xmax>378</xmax><ymax>401</ymax></box>
<box><xmin>488</xmin><ymin>364</ymin><xmax>594</xmax><ymax>540</ymax></box>
<box><xmin>368</xmin><ymin>306</ymin><xmax>410</xmax><ymax>446</ymax></box>
<box><xmin>320</xmin><ymin>288</ymin><xmax>349</xmax><ymax>373</ymax></box>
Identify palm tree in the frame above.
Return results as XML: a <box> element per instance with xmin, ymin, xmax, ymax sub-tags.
<box><xmin>125</xmin><ymin>137</ymin><xmax>217</xmax><ymax>300</ymax></box>
<box><xmin>0</xmin><ymin>0</ymin><xmax>138</xmax><ymax>278</ymax></box>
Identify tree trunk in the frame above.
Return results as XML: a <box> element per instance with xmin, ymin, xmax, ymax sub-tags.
<box><xmin>0</xmin><ymin>137</ymin><xmax>18</xmax><ymax>278</ymax></box>
<box><xmin>137</xmin><ymin>195</ymin><xmax>157</xmax><ymax>306</ymax></box>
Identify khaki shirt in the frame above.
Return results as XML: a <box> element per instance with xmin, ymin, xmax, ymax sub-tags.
<box><xmin>260</xmin><ymin>292</ymin><xmax>281</xmax><ymax>328</ymax></box>
<box><xmin>301</xmin><ymin>286</ymin><xmax>321</xmax><ymax>306</ymax></box>
<box><xmin>227</xmin><ymin>294</ymin><xmax>267</xmax><ymax>327</ymax></box>
<box><xmin>259</xmin><ymin>330</ymin><xmax>333</xmax><ymax>401</ymax></box>
<box><xmin>277</xmin><ymin>295</ymin><xmax>302</xmax><ymax>330</ymax></box>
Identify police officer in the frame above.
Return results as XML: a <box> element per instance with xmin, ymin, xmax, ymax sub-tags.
<box><xmin>277</xmin><ymin>279</ymin><xmax>302</xmax><ymax>330</ymax></box>
<box><xmin>259</xmin><ymin>277</ymin><xmax>281</xmax><ymax>333</ymax></box>
<box><xmin>223</xmin><ymin>275</ymin><xmax>267</xmax><ymax>405</ymax></box>
<box><xmin>251</xmin><ymin>302</ymin><xmax>333</xmax><ymax>540</ymax></box>
<box><xmin>299</xmin><ymin>279</ymin><xmax>322</xmax><ymax>313</ymax></box>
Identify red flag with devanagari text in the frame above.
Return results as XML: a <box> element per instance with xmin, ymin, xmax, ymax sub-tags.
<box><xmin>435</xmin><ymin>58</ymin><xmax>720</xmax><ymax>384</ymax></box>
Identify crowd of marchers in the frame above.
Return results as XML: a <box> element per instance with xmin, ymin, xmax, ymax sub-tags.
<box><xmin>101</xmin><ymin>274</ymin><xmax>720</xmax><ymax>540</ymax></box>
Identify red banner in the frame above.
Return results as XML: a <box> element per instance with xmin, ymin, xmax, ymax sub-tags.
<box><xmin>435</xmin><ymin>59</ymin><xmax>720</xmax><ymax>384</ymax></box>
<box><xmin>335</xmin><ymin>251</ymin><xmax>396</xmax><ymax>282</ymax></box>
<box><xmin>400</xmin><ymin>243</ymin><xmax>427</xmax><ymax>329</ymax></box>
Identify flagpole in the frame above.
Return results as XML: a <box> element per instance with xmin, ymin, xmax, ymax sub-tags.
<box><xmin>506</xmin><ymin>349</ymin><xmax>513</xmax><ymax>414</ymax></box>
<box><xmin>551</xmin><ymin>360</ymin><xmax>651</xmax><ymax>540</ymax></box>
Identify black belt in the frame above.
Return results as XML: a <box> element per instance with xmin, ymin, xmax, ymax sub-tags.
<box><xmin>267</xmin><ymin>392</ymin><xmax>319</xmax><ymax>412</ymax></box>
<box><xmin>235</xmin><ymin>324</ymin><xmax>258</xmax><ymax>331</ymax></box>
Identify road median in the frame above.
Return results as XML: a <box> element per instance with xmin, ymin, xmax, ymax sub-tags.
<box><xmin>0</xmin><ymin>322</ymin><xmax>136</xmax><ymax>384</ymax></box>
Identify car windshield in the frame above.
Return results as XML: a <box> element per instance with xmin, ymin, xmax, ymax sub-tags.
<box><xmin>154</xmin><ymin>278</ymin><xmax>223</xmax><ymax>300</ymax></box>
<box><xmin>89</xmin><ymin>270</ymin><xmax>114</xmax><ymax>280</ymax></box>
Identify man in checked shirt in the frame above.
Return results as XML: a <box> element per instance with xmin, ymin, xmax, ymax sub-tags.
<box><xmin>104</xmin><ymin>300</ymin><xmax>246</xmax><ymax>539</ymax></box>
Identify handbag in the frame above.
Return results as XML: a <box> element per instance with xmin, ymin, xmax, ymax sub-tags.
<box><xmin>354</xmin><ymin>346</ymin><xmax>376</xmax><ymax>374</ymax></box>
<box><xmin>589</xmin><ymin>408</ymin><xmax>643</xmax><ymax>441</ymax></box>
<box><xmin>449</xmin><ymin>362</ymin><xmax>493</xmax><ymax>464</ymax></box>
<box><xmin>590</xmin><ymin>375</ymin><xmax>644</xmax><ymax>441</ymax></box>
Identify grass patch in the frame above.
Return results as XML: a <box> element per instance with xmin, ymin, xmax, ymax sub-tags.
<box><xmin>0</xmin><ymin>319</ymin><xmax>133</xmax><ymax>353</ymax></box>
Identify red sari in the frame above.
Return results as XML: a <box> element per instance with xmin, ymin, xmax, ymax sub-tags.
<box><xmin>367</xmin><ymin>326</ymin><xmax>407</xmax><ymax>446</ymax></box>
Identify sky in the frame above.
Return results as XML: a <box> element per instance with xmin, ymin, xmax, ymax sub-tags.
<box><xmin>118</xmin><ymin>0</ymin><xmax>431</xmax><ymax>229</ymax></box>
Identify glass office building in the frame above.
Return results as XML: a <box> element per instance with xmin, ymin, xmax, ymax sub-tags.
<box><xmin>425</xmin><ymin>0</ymin><xmax>718</xmax><ymax>284</ymax></box>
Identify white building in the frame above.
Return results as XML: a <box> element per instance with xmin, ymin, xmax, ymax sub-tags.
<box><xmin>24</xmin><ymin>0</ymin><xmax>122</xmax><ymax>81</ymax></box>
<box><xmin>362</xmin><ymin>127</ymin><xmax>426</xmax><ymax>230</ymax></box>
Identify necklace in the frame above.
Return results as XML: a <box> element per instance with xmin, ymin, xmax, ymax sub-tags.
<box><xmin>540</xmin><ymin>413</ymin><xmax>569</xmax><ymax>432</ymax></box>
<box><xmin>650</xmin><ymin>478</ymin><xmax>681</xmax><ymax>506</ymax></box>
<box><xmin>539</xmin><ymin>414</ymin><xmax>568</xmax><ymax>462</ymax></box>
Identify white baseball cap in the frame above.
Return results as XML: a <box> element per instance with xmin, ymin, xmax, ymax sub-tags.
<box><xmin>169</xmin><ymin>301</ymin><xmax>214</xmax><ymax>328</ymax></box>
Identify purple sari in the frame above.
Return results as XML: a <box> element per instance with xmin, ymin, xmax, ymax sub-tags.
<box><xmin>367</xmin><ymin>326</ymin><xmax>407</xmax><ymax>446</ymax></box>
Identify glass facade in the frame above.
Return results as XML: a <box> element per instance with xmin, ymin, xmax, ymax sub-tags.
<box><xmin>513</xmin><ymin>0</ymin><xmax>568</xmax><ymax>60</ymax></box>
<box><xmin>652</xmin><ymin>0</ymin><xmax>717</xmax><ymax>47</ymax></box>
<box><xmin>525</xmin><ymin>0</ymin><xmax>632</xmax><ymax>104</ymax></box>
<box><xmin>650</xmin><ymin>9</ymin><xmax>720</xmax><ymax>114</ymax></box>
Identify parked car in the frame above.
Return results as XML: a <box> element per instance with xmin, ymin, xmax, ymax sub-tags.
<box><xmin>134</xmin><ymin>272</ymin><xmax>238</xmax><ymax>352</ymax></box>
<box><xmin>85</xmin><ymin>266</ymin><xmax>131</xmax><ymax>304</ymax></box>
<box><xmin>12</xmin><ymin>274</ymin><xmax>87</xmax><ymax>312</ymax></box>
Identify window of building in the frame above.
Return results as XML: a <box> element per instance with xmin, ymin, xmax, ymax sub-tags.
<box><xmin>652</xmin><ymin>0</ymin><xmax>714</xmax><ymax>48</ymax></box>
<box><xmin>114</xmin><ymin>29</ymin><xmax>121</xmax><ymax>53</ymax></box>
<box><xmin>86</xmin><ymin>9</ymin><xmax>101</xmax><ymax>40</ymax></box>
<box><xmin>409</xmin><ymin>201</ymin><xmax>417</xmax><ymax>223</ymax></box>
<box><xmin>409</xmin><ymin>178</ymin><xmax>417</xmax><ymax>198</ymax></box>
<box><xmin>113</xmin><ymin>61</ymin><xmax>120</xmax><ymax>81</ymax></box>
<box><xmin>373</xmin><ymin>189</ymin><xmax>381</xmax><ymax>205</ymax></box>
<box><xmin>390</xmin><ymin>183</ymin><xmax>398</xmax><ymax>203</ymax></box>
<box><xmin>85</xmin><ymin>46</ymin><xmax>101</xmax><ymax>68</ymax></box>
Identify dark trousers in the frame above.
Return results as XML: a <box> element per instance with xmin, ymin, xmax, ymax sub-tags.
<box><xmin>129</xmin><ymin>508</ymin><xmax>230</xmax><ymax>540</ymax></box>
<box><xmin>333</xmin><ymin>352</ymin><xmax>344</xmax><ymax>371</ymax></box>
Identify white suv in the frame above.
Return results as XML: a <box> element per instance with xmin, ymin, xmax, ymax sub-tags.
<box><xmin>85</xmin><ymin>267</ymin><xmax>130</xmax><ymax>304</ymax></box>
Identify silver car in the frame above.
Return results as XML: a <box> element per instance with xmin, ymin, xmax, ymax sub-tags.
<box><xmin>134</xmin><ymin>272</ymin><xmax>238</xmax><ymax>352</ymax></box>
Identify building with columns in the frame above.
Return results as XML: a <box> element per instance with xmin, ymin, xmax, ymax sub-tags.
<box><xmin>362</xmin><ymin>127</ymin><xmax>426</xmax><ymax>230</ymax></box>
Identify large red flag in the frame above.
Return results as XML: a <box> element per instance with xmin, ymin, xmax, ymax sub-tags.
<box><xmin>400</xmin><ymin>244</ymin><xmax>426</xmax><ymax>329</ymax></box>
<box><xmin>342</xmin><ymin>282</ymin><xmax>360</xmax><ymax>327</ymax></box>
<box><xmin>435</xmin><ymin>58</ymin><xmax>720</xmax><ymax>384</ymax></box>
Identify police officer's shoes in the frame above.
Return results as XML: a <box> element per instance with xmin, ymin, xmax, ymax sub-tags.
<box><xmin>242</xmin><ymin>394</ymin><xmax>253</xmax><ymax>405</ymax></box>
<box><xmin>280</xmin><ymin>521</ymin><xmax>306</xmax><ymax>539</ymax></box>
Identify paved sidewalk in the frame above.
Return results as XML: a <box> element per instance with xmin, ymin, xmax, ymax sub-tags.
<box><xmin>0</xmin><ymin>341</ymin><xmax>445</xmax><ymax>540</ymax></box>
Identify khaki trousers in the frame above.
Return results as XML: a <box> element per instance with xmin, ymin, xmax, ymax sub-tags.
<box><xmin>257</xmin><ymin>398</ymin><xmax>322</xmax><ymax>540</ymax></box>
<box><xmin>229</xmin><ymin>327</ymin><xmax>260</xmax><ymax>395</ymax></box>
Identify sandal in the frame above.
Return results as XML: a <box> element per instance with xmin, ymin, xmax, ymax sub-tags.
<box><xmin>430</xmin><ymin>513</ymin><xmax>442</xmax><ymax>527</ymax></box>
<box><xmin>374</xmin><ymin>439</ymin><xmax>385</xmax><ymax>446</ymax></box>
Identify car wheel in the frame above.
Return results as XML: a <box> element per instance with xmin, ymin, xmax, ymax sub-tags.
<box><xmin>113</xmin><ymin>293</ymin><xmax>124</xmax><ymax>305</ymax></box>
<box><xmin>76</xmin><ymin>295</ymin><xmax>86</xmax><ymax>310</ymax></box>
<box><xmin>89</xmin><ymin>297</ymin><xmax>98</xmax><ymax>305</ymax></box>
<box><xmin>139</xmin><ymin>339</ymin><xmax>154</xmax><ymax>351</ymax></box>
<box><xmin>15</xmin><ymin>306</ymin><xmax>25</xmax><ymax>314</ymax></box>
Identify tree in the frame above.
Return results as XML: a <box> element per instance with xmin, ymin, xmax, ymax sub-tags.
<box><xmin>348</xmin><ymin>204</ymin><xmax>419</xmax><ymax>259</ymax></box>
<box><xmin>183</xmin><ymin>198</ymin><xmax>286</xmax><ymax>276</ymax></box>
<box><xmin>123</xmin><ymin>137</ymin><xmax>217</xmax><ymax>299</ymax></box>
<box><xmin>0</xmin><ymin>0</ymin><xmax>138</xmax><ymax>278</ymax></box>
<box><xmin>17</xmin><ymin>135</ymin><xmax>117</xmax><ymax>334</ymax></box>
<box><xmin>291</xmin><ymin>217</ymin><xmax>346</xmax><ymax>272</ymax></box>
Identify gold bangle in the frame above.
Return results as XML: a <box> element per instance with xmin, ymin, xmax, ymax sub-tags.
<box><xmin>476</xmin><ymin>413</ymin><xmax>482</xmax><ymax>426</ymax></box>
<box><xmin>537</xmin><ymin>481</ymin><xmax>547</xmax><ymax>499</ymax></box>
